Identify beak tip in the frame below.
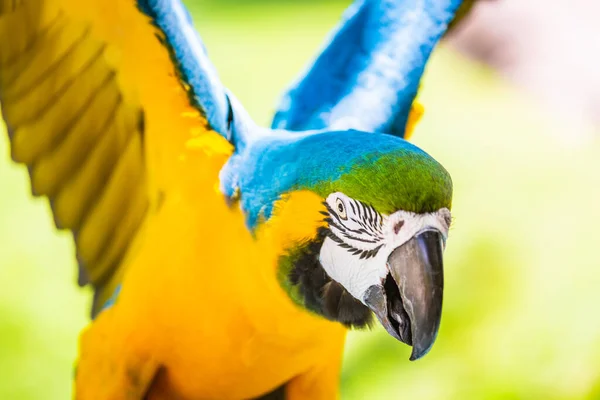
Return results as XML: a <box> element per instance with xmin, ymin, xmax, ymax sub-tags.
<box><xmin>409</xmin><ymin>344</ymin><xmax>432</xmax><ymax>361</ymax></box>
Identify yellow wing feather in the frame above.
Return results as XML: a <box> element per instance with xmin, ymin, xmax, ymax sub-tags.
<box><xmin>0</xmin><ymin>0</ymin><xmax>207</xmax><ymax>315</ymax></box>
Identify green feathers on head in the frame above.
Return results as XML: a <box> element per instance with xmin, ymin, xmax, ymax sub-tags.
<box><xmin>313</xmin><ymin>150</ymin><xmax>453</xmax><ymax>215</ymax></box>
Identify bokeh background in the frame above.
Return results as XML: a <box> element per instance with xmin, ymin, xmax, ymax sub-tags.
<box><xmin>2</xmin><ymin>0</ymin><xmax>600</xmax><ymax>399</ymax></box>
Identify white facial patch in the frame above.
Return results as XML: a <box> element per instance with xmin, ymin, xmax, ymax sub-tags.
<box><xmin>319</xmin><ymin>192</ymin><xmax>451</xmax><ymax>302</ymax></box>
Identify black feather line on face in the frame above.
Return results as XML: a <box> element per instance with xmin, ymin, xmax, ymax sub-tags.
<box><xmin>350</xmin><ymin>216</ymin><xmax>370</xmax><ymax>231</ymax></box>
<box><xmin>326</xmin><ymin>221</ymin><xmax>382</xmax><ymax>259</ymax></box>
<box><xmin>324</xmin><ymin>203</ymin><xmax>365</xmax><ymax>234</ymax></box>
<box><xmin>284</xmin><ymin>227</ymin><xmax>373</xmax><ymax>329</ymax></box>
<box><xmin>362</xmin><ymin>202</ymin><xmax>383</xmax><ymax>233</ymax></box>
<box><xmin>326</xmin><ymin>201</ymin><xmax>382</xmax><ymax>237</ymax></box>
<box><xmin>365</xmin><ymin>205</ymin><xmax>373</xmax><ymax>226</ymax></box>
<box><xmin>340</xmin><ymin>231</ymin><xmax>379</xmax><ymax>244</ymax></box>
<box><xmin>324</xmin><ymin>203</ymin><xmax>343</xmax><ymax>224</ymax></box>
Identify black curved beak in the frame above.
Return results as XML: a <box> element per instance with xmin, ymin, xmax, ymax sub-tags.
<box><xmin>363</xmin><ymin>229</ymin><xmax>444</xmax><ymax>361</ymax></box>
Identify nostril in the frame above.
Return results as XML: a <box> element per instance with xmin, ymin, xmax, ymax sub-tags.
<box><xmin>393</xmin><ymin>220</ymin><xmax>404</xmax><ymax>234</ymax></box>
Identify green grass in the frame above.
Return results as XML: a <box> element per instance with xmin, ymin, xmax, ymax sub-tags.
<box><xmin>2</xmin><ymin>2</ymin><xmax>600</xmax><ymax>399</ymax></box>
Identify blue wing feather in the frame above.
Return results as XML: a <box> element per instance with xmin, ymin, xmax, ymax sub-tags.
<box><xmin>272</xmin><ymin>0</ymin><xmax>463</xmax><ymax>137</ymax></box>
<box><xmin>137</xmin><ymin>0</ymin><xmax>461</xmax><ymax>145</ymax></box>
<box><xmin>137</xmin><ymin>0</ymin><xmax>258</xmax><ymax>149</ymax></box>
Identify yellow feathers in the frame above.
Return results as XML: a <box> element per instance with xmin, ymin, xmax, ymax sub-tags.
<box><xmin>0</xmin><ymin>0</ymin><xmax>154</xmax><ymax>313</ymax></box>
<box><xmin>405</xmin><ymin>100</ymin><xmax>425</xmax><ymax>141</ymax></box>
<box><xmin>258</xmin><ymin>190</ymin><xmax>326</xmax><ymax>254</ymax></box>
<box><xmin>0</xmin><ymin>0</ymin><xmax>238</xmax><ymax>314</ymax></box>
<box><xmin>185</xmin><ymin>133</ymin><xmax>233</xmax><ymax>158</ymax></box>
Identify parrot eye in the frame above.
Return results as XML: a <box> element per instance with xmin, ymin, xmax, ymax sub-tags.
<box><xmin>335</xmin><ymin>198</ymin><xmax>347</xmax><ymax>220</ymax></box>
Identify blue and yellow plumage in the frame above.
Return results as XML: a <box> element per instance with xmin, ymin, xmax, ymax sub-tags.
<box><xmin>0</xmin><ymin>0</ymin><xmax>464</xmax><ymax>398</ymax></box>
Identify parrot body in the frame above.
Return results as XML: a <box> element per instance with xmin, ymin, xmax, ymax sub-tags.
<box><xmin>80</xmin><ymin>172</ymin><xmax>347</xmax><ymax>399</ymax></box>
<box><xmin>0</xmin><ymin>0</ymin><xmax>463</xmax><ymax>398</ymax></box>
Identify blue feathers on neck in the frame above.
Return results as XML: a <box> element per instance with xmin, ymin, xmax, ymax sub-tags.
<box><xmin>221</xmin><ymin>130</ymin><xmax>433</xmax><ymax>229</ymax></box>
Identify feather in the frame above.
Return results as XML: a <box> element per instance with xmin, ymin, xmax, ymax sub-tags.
<box><xmin>0</xmin><ymin>0</ymin><xmax>234</xmax><ymax>315</ymax></box>
<box><xmin>137</xmin><ymin>0</ymin><xmax>256</xmax><ymax>149</ymax></box>
<box><xmin>271</xmin><ymin>0</ymin><xmax>463</xmax><ymax>138</ymax></box>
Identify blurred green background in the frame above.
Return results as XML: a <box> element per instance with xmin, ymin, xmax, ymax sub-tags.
<box><xmin>2</xmin><ymin>1</ymin><xmax>600</xmax><ymax>399</ymax></box>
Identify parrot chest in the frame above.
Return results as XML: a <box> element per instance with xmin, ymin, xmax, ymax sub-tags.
<box><xmin>107</xmin><ymin>154</ymin><xmax>346</xmax><ymax>399</ymax></box>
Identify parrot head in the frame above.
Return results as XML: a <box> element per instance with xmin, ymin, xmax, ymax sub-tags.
<box><xmin>313</xmin><ymin>150</ymin><xmax>450</xmax><ymax>362</ymax></box>
<box><xmin>225</xmin><ymin>128</ymin><xmax>452</xmax><ymax>361</ymax></box>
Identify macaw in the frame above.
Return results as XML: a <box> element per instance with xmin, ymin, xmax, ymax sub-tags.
<box><xmin>0</xmin><ymin>0</ymin><xmax>462</xmax><ymax>399</ymax></box>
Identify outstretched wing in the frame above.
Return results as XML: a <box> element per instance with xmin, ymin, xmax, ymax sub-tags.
<box><xmin>271</xmin><ymin>0</ymin><xmax>465</xmax><ymax>138</ymax></box>
<box><xmin>0</xmin><ymin>0</ymin><xmax>235</xmax><ymax>315</ymax></box>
